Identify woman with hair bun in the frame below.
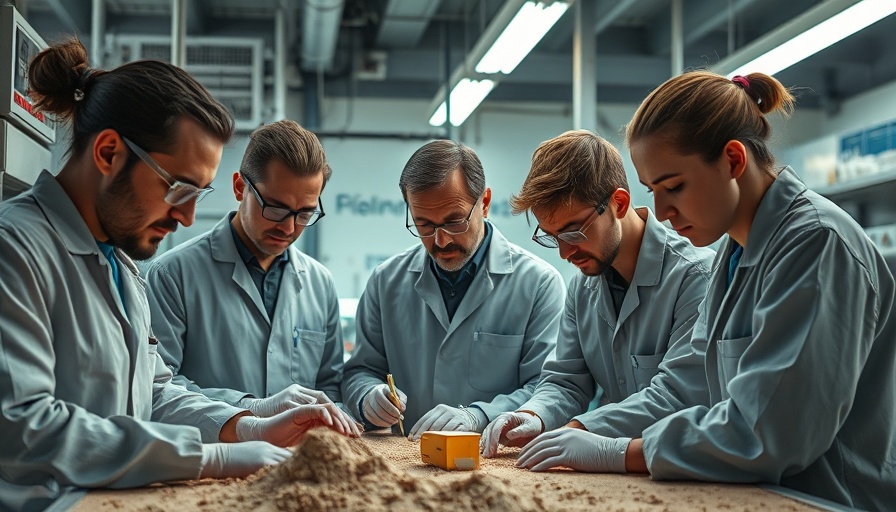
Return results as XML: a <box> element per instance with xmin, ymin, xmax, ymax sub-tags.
<box><xmin>516</xmin><ymin>70</ymin><xmax>895</xmax><ymax>511</ymax></box>
<box><xmin>0</xmin><ymin>38</ymin><xmax>357</xmax><ymax>512</ymax></box>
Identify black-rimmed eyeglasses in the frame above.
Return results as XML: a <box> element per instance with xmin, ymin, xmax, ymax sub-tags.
<box><xmin>122</xmin><ymin>136</ymin><xmax>215</xmax><ymax>205</ymax></box>
<box><xmin>531</xmin><ymin>198</ymin><xmax>610</xmax><ymax>249</ymax></box>
<box><xmin>240</xmin><ymin>172</ymin><xmax>325</xmax><ymax>227</ymax></box>
<box><xmin>406</xmin><ymin>197</ymin><xmax>480</xmax><ymax>238</ymax></box>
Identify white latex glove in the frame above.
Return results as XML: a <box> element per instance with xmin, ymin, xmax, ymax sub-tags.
<box><xmin>238</xmin><ymin>384</ymin><xmax>333</xmax><ymax>417</ymax></box>
<box><xmin>515</xmin><ymin>428</ymin><xmax>631</xmax><ymax>473</ymax></box>
<box><xmin>236</xmin><ymin>403</ymin><xmax>362</xmax><ymax>447</ymax></box>
<box><xmin>362</xmin><ymin>383</ymin><xmax>407</xmax><ymax>428</ymax></box>
<box><xmin>479</xmin><ymin>411</ymin><xmax>544</xmax><ymax>458</ymax></box>
<box><xmin>198</xmin><ymin>441</ymin><xmax>291</xmax><ymax>479</ymax></box>
<box><xmin>408</xmin><ymin>404</ymin><xmax>487</xmax><ymax>441</ymax></box>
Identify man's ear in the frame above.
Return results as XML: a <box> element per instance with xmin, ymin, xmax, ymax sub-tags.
<box><xmin>481</xmin><ymin>187</ymin><xmax>492</xmax><ymax>218</ymax></box>
<box><xmin>233</xmin><ymin>171</ymin><xmax>245</xmax><ymax>202</ymax></box>
<box><xmin>722</xmin><ymin>140</ymin><xmax>748</xmax><ymax>180</ymax></box>
<box><xmin>93</xmin><ymin>129</ymin><xmax>129</xmax><ymax>178</ymax></box>
<box><xmin>609</xmin><ymin>188</ymin><xmax>631</xmax><ymax>218</ymax></box>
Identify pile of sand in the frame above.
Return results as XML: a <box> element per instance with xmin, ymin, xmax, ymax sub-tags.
<box><xmin>206</xmin><ymin>428</ymin><xmax>540</xmax><ymax>511</ymax></box>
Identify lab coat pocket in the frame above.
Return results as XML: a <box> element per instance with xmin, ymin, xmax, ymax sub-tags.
<box><xmin>630</xmin><ymin>352</ymin><xmax>666</xmax><ymax>391</ymax></box>
<box><xmin>717</xmin><ymin>335</ymin><xmax>752</xmax><ymax>385</ymax></box>
<box><xmin>469</xmin><ymin>332</ymin><xmax>525</xmax><ymax>393</ymax></box>
<box><xmin>291</xmin><ymin>329</ymin><xmax>327</xmax><ymax>386</ymax></box>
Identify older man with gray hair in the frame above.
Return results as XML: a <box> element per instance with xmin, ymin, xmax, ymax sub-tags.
<box><xmin>342</xmin><ymin>139</ymin><xmax>564</xmax><ymax>440</ymax></box>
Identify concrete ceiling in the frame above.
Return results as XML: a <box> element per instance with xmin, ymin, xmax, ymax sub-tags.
<box><xmin>18</xmin><ymin>0</ymin><xmax>896</xmax><ymax>111</ymax></box>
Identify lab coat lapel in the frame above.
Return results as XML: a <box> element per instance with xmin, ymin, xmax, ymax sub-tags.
<box><xmin>273</xmin><ymin>247</ymin><xmax>305</xmax><ymax>329</ymax></box>
<box><xmin>446</xmin><ymin>225</ymin><xmax>512</xmax><ymax>336</ymax></box>
<box><xmin>116</xmin><ymin>251</ymin><xmax>151</xmax><ymax>415</ymax></box>
<box><xmin>704</xmin><ymin>237</ymin><xmax>733</xmax><ymax>403</ymax></box>
<box><xmin>31</xmin><ymin>171</ymin><xmax>142</xmax><ymax>412</ymax></box>
<box><xmin>615</xmin><ymin>209</ymin><xmax>665</xmax><ymax>335</ymax></box>
<box><xmin>411</xmin><ymin>248</ymin><xmax>451</xmax><ymax>332</ymax></box>
<box><xmin>209</xmin><ymin>216</ymin><xmax>269</xmax><ymax>324</ymax></box>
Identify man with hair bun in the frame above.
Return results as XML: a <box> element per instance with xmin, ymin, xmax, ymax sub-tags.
<box><xmin>0</xmin><ymin>39</ymin><xmax>355</xmax><ymax>511</ymax></box>
<box><xmin>480</xmin><ymin>129</ymin><xmax>715</xmax><ymax>458</ymax></box>
<box><xmin>516</xmin><ymin>70</ymin><xmax>896</xmax><ymax>511</ymax></box>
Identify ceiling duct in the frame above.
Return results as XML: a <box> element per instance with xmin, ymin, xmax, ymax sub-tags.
<box><xmin>302</xmin><ymin>0</ymin><xmax>344</xmax><ymax>71</ymax></box>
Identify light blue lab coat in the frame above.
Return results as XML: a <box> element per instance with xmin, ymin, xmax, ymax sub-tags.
<box><xmin>145</xmin><ymin>214</ymin><xmax>344</xmax><ymax>404</ymax></box>
<box><xmin>0</xmin><ymin>172</ymin><xmax>245</xmax><ymax>512</ymax></box>
<box><xmin>520</xmin><ymin>208</ymin><xmax>715</xmax><ymax>431</ymax></box>
<box><xmin>624</xmin><ymin>168</ymin><xmax>895</xmax><ymax>511</ymax></box>
<box><xmin>341</xmin><ymin>223</ymin><xmax>564</xmax><ymax>428</ymax></box>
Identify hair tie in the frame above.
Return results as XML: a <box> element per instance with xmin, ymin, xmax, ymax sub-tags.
<box><xmin>732</xmin><ymin>75</ymin><xmax>761</xmax><ymax>105</ymax></box>
<box><xmin>72</xmin><ymin>68</ymin><xmax>92</xmax><ymax>102</ymax></box>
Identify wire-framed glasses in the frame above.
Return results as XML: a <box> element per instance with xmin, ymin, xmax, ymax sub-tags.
<box><xmin>240</xmin><ymin>172</ymin><xmax>325</xmax><ymax>227</ymax></box>
<box><xmin>406</xmin><ymin>196</ymin><xmax>481</xmax><ymax>238</ymax></box>
<box><xmin>122</xmin><ymin>136</ymin><xmax>215</xmax><ymax>205</ymax></box>
<box><xmin>532</xmin><ymin>197</ymin><xmax>610</xmax><ymax>249</ymax></box>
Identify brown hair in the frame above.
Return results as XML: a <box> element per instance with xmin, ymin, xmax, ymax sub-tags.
<box><xmin>28</xmin><ymin>38</ymin><xmax>234</xmax><ymax>161</ymax></box>
<box><xmin>510</xmin><ymin>130</ymin><xmax>628</xmax><ymax>215</ymax></box>
<box><xmin>399</xmin><ymin>139</ymin><xmax>485</xmax><ymax>202</ymax></box>
<box><xmin>625</xmin><ymin>70</ymin><xmax>794</xmax><ymax>171</ymax></box>
<box><xmin>240</xmin><ymin>119</ymin><xmax>332</xmax><ymax>188</ymax></box>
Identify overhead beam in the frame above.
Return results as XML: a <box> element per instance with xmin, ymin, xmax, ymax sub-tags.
<box><xmin>377</xmin><ymin>0</ymin><xmax>443</xmax><ymax>48</ymax></box>
<box><xmin>388</xmin><ymin>49</ymin><xmax>670</xmax><ymax>88</ymax></box>
<box><xmin>573</xmin><ymin>0</ymin><xmax>597</xmax><ymax>130</ymax></box>
<box><xmin>648</xmin><ymin>0</ymin><xmax>759</xmax><ymax>56</ymax></box>
<box><xmin>44</xmin><ymin>0</ymin><xmax>90</xmax><ymax>33</ymax></box>
<box><xmin>187</xmin><ymin>0</ymin><xmax>205</xmax><ymax>35</ymax></box>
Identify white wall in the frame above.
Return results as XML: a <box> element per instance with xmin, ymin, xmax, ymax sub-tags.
<box><xmin>315</xmin><ymin>97</ymin><xmax>651</xmax><ymax>298</ymax></box>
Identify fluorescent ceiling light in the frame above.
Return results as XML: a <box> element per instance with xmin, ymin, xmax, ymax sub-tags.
<box><xmin>428</xmin><ymin>79</ymin><xmax>496</xmax><ymax>126</ymax></box>
<box><xmin>727</xmin><ymin>0</ymin><xmax>896</xmax><ymax>77</ymax></box>
<box><xmin>475</xmin><ymin>1</ymin><xmax>570</xmax><ymax>74</ymax></box>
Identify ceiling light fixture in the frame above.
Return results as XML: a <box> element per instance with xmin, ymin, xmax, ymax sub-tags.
<box><xmin>718</xmin><ymin>0</ymin><xmax>896</xmax><ymax>78</ymax></box>
<box><xmin>475</xmin><ymin>1</ymin><xmax>570</xmax><ymax>74</ymax></box>
<box><xmin>428</xmin><ymin>0</ymin><xmax>570</xmax><ymax>127</ymax></box>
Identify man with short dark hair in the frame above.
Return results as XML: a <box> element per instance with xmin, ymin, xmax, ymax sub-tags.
<box><xmin>341</xmin><ymin>139</ymin><xmax>564</xmax><ymax>440</ymax></box>
<box><xmin>146</xmin><ymin>120</ymin><xmax>357</xmax><ymax>423</ymax></box>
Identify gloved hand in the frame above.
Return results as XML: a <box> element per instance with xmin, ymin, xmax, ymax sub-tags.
<box><xmin>515</xmin><ymin>428</ymin><xmax>632</xmax><ymax>473</ymax></box>
<box><xmin>236</xmin><ymin>403</ymin><xmax>362</xmax><ymax>447</ymax></box>
<box><xmin>480</xmin><ymin>411</ymin><xmax>544</xmax><ymax>458</ymax></box>
<box><xmin>408</xmin><ymin>404</ymin><xmax>487</xmax><ymax>441</ymax></box>
<box><xmin>198</xmin><ymin>441</ymin><xmax>291</xmax><ymax>479</ymax></box>
<box><xmin>362</xmin><ymin>383</ymin><xmax>407</xmax><ymax>428</ymax></box>
<box><xmin>238</xmin><ymin>384</ymin><xmax>333</xmax><ymax>417</ymax></box>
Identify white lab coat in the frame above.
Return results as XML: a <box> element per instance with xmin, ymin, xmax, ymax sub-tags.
<box><xmin>0</xmin><ymin>172</ymin><xmax>244</xmax><ymax>512</ymax></box>
<box><xmin>341</xmin><ymin>223</ymin><xmax>564</xmax><ymax>428</ymax></box>
<box><xmin>521</xmin><ymin>208</ymin><xmax>715</xmax><ymax>431</ymax></box>
<box><xmin>620</xmin><ymin>168</ymin><xmax>894</xmax><ymax>510</ymax></box>
<box><xmin>145</xmin><ymin>214</ymin><xmax>344</xmax><ymax>404</ymax></box>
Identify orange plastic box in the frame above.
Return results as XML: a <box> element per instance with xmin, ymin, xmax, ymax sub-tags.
<box><xmin>420</xmin><ymin>431</ymin><xmax>480</xmax><ymax>471</ymax></box>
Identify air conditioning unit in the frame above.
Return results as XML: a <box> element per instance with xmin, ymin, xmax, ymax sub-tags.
<box><xmin>105</xmin><ymin>35</ymin><xmax>264</xmax><ymax>131</ymax></box>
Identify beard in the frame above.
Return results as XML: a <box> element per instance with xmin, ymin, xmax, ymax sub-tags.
<box><xmin>430</xmin><ymin>242</ymin><xmax>472</xmax><ymax>272</ymax></box>
<box><xmin>572</xmin><ymin>223</ymin><xmax>621</xmax><ymax>277</ymax></box>
<box><xmin>97</xmin><ymin>167</ymin><xmax>175</xmax><ymax>260</ymax></box>
<box><xmin>429</xmin><ymin>221</ymin><xmax>486</xmax><ymax>273</ymax></box>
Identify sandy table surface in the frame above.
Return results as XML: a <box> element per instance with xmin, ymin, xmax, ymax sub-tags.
<box><xmin>74</xmin><ymin>430</ymin><xmax>821</xmax><ymax>511</ymax></box>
